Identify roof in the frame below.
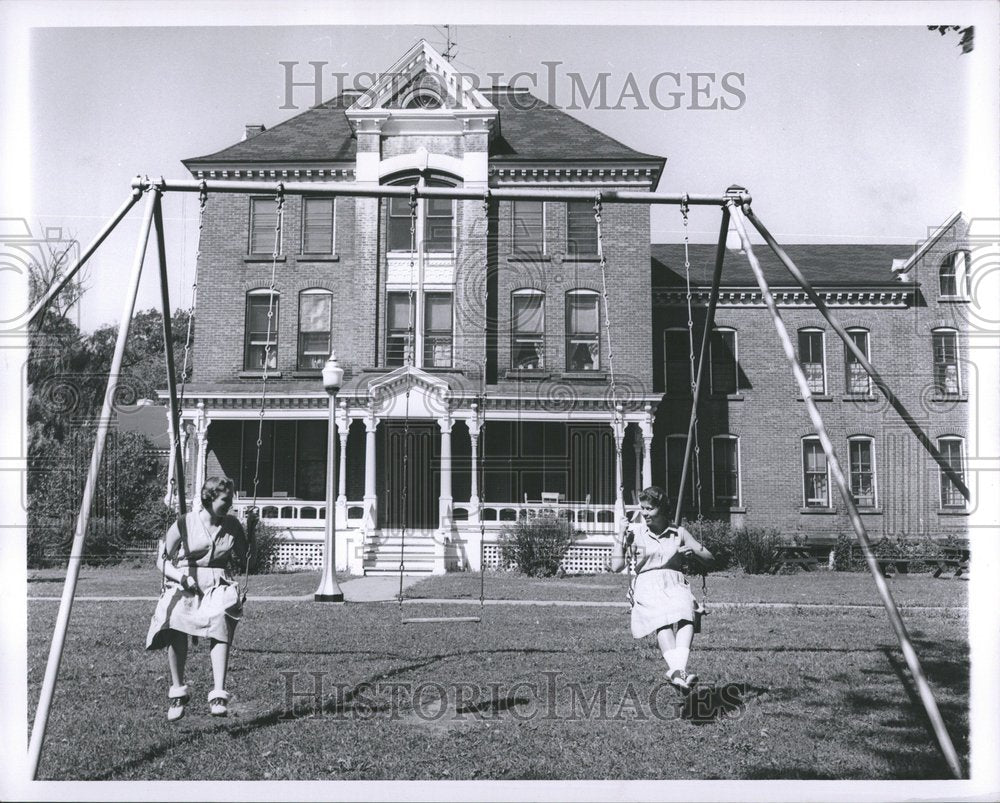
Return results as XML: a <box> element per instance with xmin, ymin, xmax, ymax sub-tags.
<box><xmin>183</xmin><ymin>90</ymin><xmax>664</xmax><ymax>169</ymax></box>
<box><xmin>651</xmin><ymin>243</ymin><xmax>918</xmax><ymax>288</ymax></box>
<box><xmin>484</xmin><ymin>89</ymin><xmax>663</xmax><ymax>163</ymax></box>
<box><xmin>894</xmin><ymin>210</ymin><xmax>963</xmax><ymax>275</ymax></box>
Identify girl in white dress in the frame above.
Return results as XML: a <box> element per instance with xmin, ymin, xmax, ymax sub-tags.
<box><xmin>609</xmin><ymin>485</ymin><xmax>713</xmax><ymax>691</ymax></box>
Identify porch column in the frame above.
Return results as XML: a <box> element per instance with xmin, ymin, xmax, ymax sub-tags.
<box><xmin>632</xmin><ymin>423</ymin><xmax>643</xmax><ymax>498</ymax></box>
<box><xmin>611</xmin><ymin>407</ymin><xmax>626</xmax><ymax>531</ymax></box>
<box><xmin>438</xmin><ymin>415</ymin><xmax>454</xmax><ymax>529</ymax></box>
<box><xmin>336</xmin><ymin>401</ymin><xmax>349</xmax><ymax>527</ymax></box>
<box><xmin>362</xmin><ymin>410</ymin><xmax>378</xmax><ymax>531</ymax></box>
<box><xmin>194</xmin><ymin>402</ymin><xmax>210</xmax><ymax>509</ymax></box>
<box><xmin>640</xmin><ymin>406</ymin><xmax>654</xmax><ymax>490</ymax></box>
<box><xmin>468</xmin><ymin>404</ymin><xmax>481</xmax><ymax>523</ymax></box>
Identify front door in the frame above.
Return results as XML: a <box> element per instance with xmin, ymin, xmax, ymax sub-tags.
<box><xmin>378</xmin><ymin>422</ymin><xmax>439</xmax><ymax>529</ymax></box>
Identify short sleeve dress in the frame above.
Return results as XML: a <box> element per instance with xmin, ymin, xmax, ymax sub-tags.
<box><xmin>145</xmin><ymin>511</ymin><xmax>245</xmax><ymax>650</ymax></box>
<box><xmin>626</xmin><ymin>520</ymin><xmax>697</xmax><ymax>638</ymax></box>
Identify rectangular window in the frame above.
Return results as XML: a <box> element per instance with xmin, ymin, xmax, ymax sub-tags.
<box><xmin>666</xmin><ymin>436</ymin><xmax>695</xmax><ymax>512</ymax></box>
<box><xmin>933</xmin><ymin>331</ymin><xmax>959</xmax><ymax>394</ymax></box>
<box><xmin>798</xmin><ymin>330</ymin><xmax>826</xmax><ymax>394</ymax></box>
<box><xmin>386</xmin><ymin>292</ymin><xmax>415</xmax><ymax>367</ymax></box>
<box><xmin>566</xmin><ymin>292</ymin><xmax>600</xmax><ymax>371</ymax></box>
<box><xmin>249</xmin><ymin>198</ymin><xmax>281</xmax><ymax>255</ymax></box>
<box><xmin>387</xmin><ymin>196</ymin><xmax>413</xmax><ymax>252</ymax></box>
<box><xmin>802</xmin><ymin>439</ymin><xmax>829</xmax><ymax>507</ymax></box>
<box><xmin>664</xmin><ymin>329</ymin><xmax>691</xmax><ymax>396</ymax></box>
<box><xmin>710</xmin><ymin>330</ymin><xmax>738</xmax><ymax>394</ymax></box>
<box><xmin>849</xmin><ymin>438</ymin><xmax>876</xmax><ymax>507</ymax></box>
<box><xmin>938</xmin><ymin>438</ymin><xmax>966</xmax><ymax>508</ymax></box>
<box><xmin>423</xmin><ymin>293</ymin><xmax>453</xmax><ymax>367</ymax></box>
<box><xmin>298</xmin><ymin>293</ymin><xmax>332</xmax><ymax>370</ymax></box>
<box><xmin>513</xmin><ymin>201</ymin><xmax>544</xmax><ymax>256</ymax></box>
<box><xmin>566</xmin><ymin>202</ymin><xmax>598</xmax><ymax>256</ymax></box>
<box><xmin>845</xmin><ymin>330</ymin><xmax>871</xmax><ymax>394</ymax></box>
<box><xmin>302</xmin><ymin>198</ymin><xmax>335</xmax><ymax>254</ymax></box>
<box><xmin>712</xmin><ymin>437</ymin><xmax>740</xmax><ymax>507</ymax></box>
<box><xmin>245</xmin><ymin>293</ymin><xmax>278</xmax><ymax>370</ymax></box>
<box><xmin>512</xmin><ymin>292</ymin><xmax>545</xmax><ymax>369</ymax></box>
<box><xmin>424</xmin><ymin>197</ymin><xmax>453</xmax><ymax>253</ymax></box>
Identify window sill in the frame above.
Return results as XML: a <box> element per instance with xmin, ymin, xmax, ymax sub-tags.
<box><xmin>938</xmin><ymin>297</ymin><xmax>971</xmax><ymax>304</ymax></box>
<box><xmin>297</xmin><ymin>254</ymin><xmax>340</xmax><ymax>262</ymax></box>
<box><xmin>561</xmin><ymin>371</ymin><xmax>608</xmax><ymax>381</ymax></box>
<box><xmin>711</xmin><ymin>506</ymin><xmax>746</xmax><ymax>514</ymax></box>
<box><xmin>292</xmin><ymin>370</ymin><xmax>323</xmax><ymax>378</ymax></box>
<box><xmin>937</xmin><ymin>508</ymin><xmax>970</xmax><ymax>516</ymax></box>
<box><xmin>799</xmin><ymin>507</ymin><xmax>837</xmax><ymax>514</ymax></box>
<box><xmin>710</xmin><ymin>392</ymin><xmax>744</xmax><ymax>401</ymax></box>
<box><xmin>244</xmin><ymin>255</ymin><xmax>287</xmax><ymax>263</ymax></box>
<box><xmin>562</xmin><ymin>254</ymin><xmax>602</xmax><ymax>263</ymax></box>
<box><xmin>856</xmin><ymin>507</ymin><xmax>882</xmax><ymax>515</ymax></box>
<box><xmin>929</xmin><ymin>394</ymin><xmax>967</xmax><ymax>403</ymax></box>
<box><xmin>507</xmin><ymin>255</ymin><xmax>551</xmax><ymax>263</ymax></box>
<box><xmin>239</xmin><ymin>371</ymin><xmax>283</xmax><ymax>379</ymax></box>
<box><xmin>843</xmin><ymin>394</ymin><xmax>878</xmax><ymax>402</ymax></box>
<box><xmin>797</xmin><ymin>395</ymin><xmax>832</xmax><ymax>402</ymax></box>
<box><xmin>505</xmin><ymin>370</ymin><xmax>551</xmax><ymax>380</ymax></box>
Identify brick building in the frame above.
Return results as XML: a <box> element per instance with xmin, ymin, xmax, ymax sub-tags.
<box><xmin>168</xmin><ymin>41</ymin><xmax>970</xmax><ymax>572</ymax></box>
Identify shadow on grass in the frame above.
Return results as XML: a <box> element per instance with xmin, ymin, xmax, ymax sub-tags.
<box><xmin>680</xmin><ymin>682</ymin><xmax>769</xmax><ymax>725</ymax></box>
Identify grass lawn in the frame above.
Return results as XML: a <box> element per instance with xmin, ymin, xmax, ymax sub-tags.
<box><xmin>26</xmin><ymin>568</ymin><xmax>969</xmax><ymax>780</ymax></box>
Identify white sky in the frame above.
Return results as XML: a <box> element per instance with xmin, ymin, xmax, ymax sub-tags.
<box><xmin>8</xmin><ymin>9</ymin><xmax>992</xmax><ymax>332</ymax></box>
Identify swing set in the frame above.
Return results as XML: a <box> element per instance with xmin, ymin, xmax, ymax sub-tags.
<box><xmin>26</xmin><ymin>176</ymin><xmax>969</xmax><ymax>779</ymax></box>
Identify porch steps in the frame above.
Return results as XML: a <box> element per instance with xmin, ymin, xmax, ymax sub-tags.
<box><xmin>363</xmin><ymin>530</ymin><xmax>438</xmax><ymax>575</ymax></box>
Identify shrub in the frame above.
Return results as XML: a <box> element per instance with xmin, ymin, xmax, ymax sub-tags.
<box><xmin>682</xmin><ymin>518</ymin><xmax>734</xmax><ymax>571</ymax></box>
<box><xmin>499</xmin><ymin>514</ymin><xmax>575</xmax><ymax>577</ymax></box>
<box><xmin>833</xmin><ymin>532</ymin><xmax>856</xmax><ymax>571</ymax></box>
<box><xmin>230</xmin><ymin>519</ymin><xmax>282</xmax><ymax>575</ymax></box>
<box><xmin>732</xmin><ymin>526</ymin><xmax>781</xmax><ymax>574</ymax></box>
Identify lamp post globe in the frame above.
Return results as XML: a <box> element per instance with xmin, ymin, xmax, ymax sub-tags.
<box><xmin>315</xmin><ymin>350</ymin><xmax>345</xmax><ymax>602</ymax></box>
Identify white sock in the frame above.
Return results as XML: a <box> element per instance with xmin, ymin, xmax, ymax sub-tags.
<box><xmin>662</xmin><ymin>648</ymin><xmax>681</xmax><ymax>672</ymax></box>
<box><xmin>673</xmin><ymin>647</ymin><xmax>690</xmax><ymax>672</ymax></box>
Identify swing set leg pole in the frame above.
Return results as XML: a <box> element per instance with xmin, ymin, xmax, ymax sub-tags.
<box><xmin>729</xmin><ymin>204</ymin><xmax>964</xmax><ymax>780</ymax></box>
<box><xmin>672</xmin><ymin>204</ymin><xmax>730</xmax><ymax>526</ymax></box>
<box><xmin>152</xmin><ymin>187</ymin><xmax>187</xmax><ymax>515</ymax></box>
<box><xmin>27</xmin><ymin>189</ymin><xmax>158</xmax><ymax>780</ymax></box>
<box><xmin>744</xmin><ymin>208</ymin><xmax>970</xmax><ymax>502</ymax></box>
<box><xmin>26</xmin><ymin>189</ymin><xmax>144</xmax><ymax>329</ymax></box>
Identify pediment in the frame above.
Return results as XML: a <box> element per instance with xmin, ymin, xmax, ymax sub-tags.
<box><xmin>366</xmin><ymin>365</ymin><xmax>453</xmax><ymax>418</ymax></box>
<box><xmin>346</xmin><ymin>40</ymin><xmax>495</xmax><ymax>120</ymax></box>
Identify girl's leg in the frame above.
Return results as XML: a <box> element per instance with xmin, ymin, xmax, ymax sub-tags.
<box><xmin>655</xmin><ymin>626</ymin><xmax>678</xmax><ymax>670</ymax></box>
<box><xmin>209</xmin><ymin>639</ymin><xmax>230</xmax><ymax>692</ymax></box>
<box><xmin>672</xmin><ymin>622</ymin><xmax>695</xmax><ymax>675</ymax></box>
<box><xmin>166</xmin><ymin>630</ymin><xmax>187</xmax><ymax>687</ymax></box>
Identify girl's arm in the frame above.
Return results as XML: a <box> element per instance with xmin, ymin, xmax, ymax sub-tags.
<box><xmin>608</xmin><ymin>526</ymin><xmax>634</xmax><ymax>573</ymax></box>
<box><xmin>678</xmin><ymin>525</ymin><xmax>714</xmax><ymax>563</ymax></box>
<box><xmin>156</xmin><ymin>519</ymin><xmax>198</xmax><ymax>590</ymax></box>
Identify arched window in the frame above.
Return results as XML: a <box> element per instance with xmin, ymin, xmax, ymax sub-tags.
<box><xmin>565</xmin><ymin>290</ymin><xmax>600</xmax><ymax>371</ymax></box>
<box><xmin>937</xmin><ymin>436</ymin><xmax>966</xmax><ymax>508</ymax></box>
<box><xmin>511</xmin><ymin>289</ymin><xmax>545</xmax><ymax>369</ymax></box>
<box><xmin>298</xmin><ymin>289</ymin><xmax>333</xmax><ymax>370</ymax></box>
<box><xmin>844</xmin><ymin>328</ymin><xmax>871</xmax><ymax>394</ymax></box>
<box><xmin>939</xmin><ymin>250</ymin><xmax>970</xmax><ymax>298</ymax></box>
<box><xmin>802</xmin><ymin>436</ymin><xmax>829</xmax><ymax>508</ymax></box>
<box><xmin>797</xmin><ymin>328</ymin><xmax>826</xmax><ymax>394</ymax></box>
<box><xmin>848</xmin><ymin>435</ymin><xmax>877</xmax><ymax>508</ymax></box>
<box><xmin>385</xmin><ymin>177</ymin><xmax>455</xmax><ymax>253</ymax></box>
<box><xmin>245</xmin><ymin>290</ymin><xmax>279</xmax><ymax>370</ymax></box>
<box><xmin>711</xmin><ymin>435</ymin><xmax>741</xmax><ymax>507</ymax></box>
<box><xmin>931</xmin><ymin>328</ymin><xmax>960</xmax><ymax>394</ymax></box>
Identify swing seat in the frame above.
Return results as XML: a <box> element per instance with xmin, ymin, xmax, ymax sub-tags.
<box><xmin>401</xmin><ymin>615</ymin><xmax>482</xmax><ymax>624</ymax></box>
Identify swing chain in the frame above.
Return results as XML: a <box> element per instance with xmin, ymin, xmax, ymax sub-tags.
<box><xmin>680</xmin><ymin>197</ymin><xmax>703</xmax><ymax>516</ymax></box>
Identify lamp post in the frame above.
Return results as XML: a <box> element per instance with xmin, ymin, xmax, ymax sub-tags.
<box><xmin>315</xmin><ymin>350</ymin><xmax>345</xmax><ymax>602</ymax></box>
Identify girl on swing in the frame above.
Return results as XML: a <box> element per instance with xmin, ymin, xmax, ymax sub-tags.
<box><xmin>609</xmin><ymin>485</ymin><xmax>713</xmax><ymax>691</ymax></box>
<box><xmin>145</xmin><ymin>477</ymin><xmax>254</xmax><ymax>721</ymax></box>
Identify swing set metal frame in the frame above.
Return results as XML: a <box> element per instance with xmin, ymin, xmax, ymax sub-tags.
<box><xmin>26</xmin><ymin>176</ymin><xmax>968</xmax><ymax>779</ymax></box>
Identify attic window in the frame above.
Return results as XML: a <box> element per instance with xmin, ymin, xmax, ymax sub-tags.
<box><xmin>404</xmin><ymin>91</ymin><xmax>442</xmax><ymax>109</ymax></box>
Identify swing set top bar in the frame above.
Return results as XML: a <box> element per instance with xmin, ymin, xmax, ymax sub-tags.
<box><xmin>131</xmin><ymin>176</ymin><xmax>746</xmax><ymax>206</ymax></box>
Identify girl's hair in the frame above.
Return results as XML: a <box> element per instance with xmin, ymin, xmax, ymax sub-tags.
<box><xmin>637</xmin><ymin>485</ymin><xmax>670</xmax><ymax>513</ymax></box>
<box><xmin>200</xmin><ymin>476</ymin><xmax>235</xmax><ymax>509</ymax></box>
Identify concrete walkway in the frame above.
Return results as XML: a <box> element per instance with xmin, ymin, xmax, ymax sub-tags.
<box><xmin>340</xmin><ymin>574</ymin><xmax>423</xmax><ymax>602</ymax></box>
